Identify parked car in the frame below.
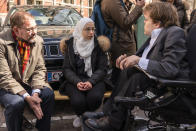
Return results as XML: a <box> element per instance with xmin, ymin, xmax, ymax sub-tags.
<box><xmin>0</xmin><ymin>5</ymin><xmax>82</xmax><ymax>90</ymax></box>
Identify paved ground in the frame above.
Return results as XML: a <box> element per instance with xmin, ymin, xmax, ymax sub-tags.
<box><xmin>0</xmin><ymin>100</ymin><xmax>146</xmax><ymax>131</ymax></box>
<box><xmin>0</xmin><ymin>101</ymin><xmax>82</xmax><ymax>131</ymax></box>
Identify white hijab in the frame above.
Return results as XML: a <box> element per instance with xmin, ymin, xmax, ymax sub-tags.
<box><xmin>73</xmin><ymin>18</ymin><xmax>94</xmax><ymax>77</ymax></box>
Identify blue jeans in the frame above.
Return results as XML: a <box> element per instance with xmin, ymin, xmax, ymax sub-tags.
<box><xmin>0</xmin><ymin>87</ymin><xmax>54</xmax><ymax>131</ymax></box>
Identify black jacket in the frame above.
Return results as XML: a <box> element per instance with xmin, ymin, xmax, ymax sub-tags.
<box><xmin>186</xmin><ymin>24</ymin><xmax>196</xmax><ymax>80</ymax></box>
<box><xmin>59</xmin><ymin>36</ymin><xmax>110</xmax><ymax>94</ymax></box>
<box><xmin>174</xmin><ymin>0</ymin><xmax>189</xmax><ymax>29</ymax></box>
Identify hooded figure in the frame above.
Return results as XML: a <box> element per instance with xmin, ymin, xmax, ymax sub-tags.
<box><xmin>59</xmin><ymin>17</ymin><xmax>110</xmax><ymax>128</ymax></box>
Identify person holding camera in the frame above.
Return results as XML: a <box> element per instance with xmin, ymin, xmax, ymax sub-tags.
<box><xmin>100</xmin><ymin>0</ymin><xmax>145</xmax><ymax>86</ymax></box>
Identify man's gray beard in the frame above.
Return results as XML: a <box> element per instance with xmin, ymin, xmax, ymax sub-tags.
<box><xmin>17</xmin><ymin>35</ymin><xmax>36</xmax><ymax>44</ymax></box>
<box><xmin>28</xmin><ymin>38</ymin><xmax>36</xmax><ymax>44</ymax></box>
<box><xmin>27</xmin><ymin>35</ymin><xmax>36</xmax><ymax>44</ymax></box>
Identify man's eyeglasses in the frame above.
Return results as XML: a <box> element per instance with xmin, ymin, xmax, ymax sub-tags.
<box><xmin>84</xmin><ymin>27</ymin><xmax>96</xmax><ymax>32</ymax></box>
<box><xmin>20</xmin><ymin>26</ymin><xmax>38</xmax><ymax>32</ymax></box>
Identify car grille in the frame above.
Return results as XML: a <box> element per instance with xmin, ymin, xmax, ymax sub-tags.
<box><xmin>43</xmin><ymin>39</ymin><xmax>64</xmax><ymax>72</ymax></box>
<box><xmin>49</xmin><ymin>45</ymin><xmax>59</xmax><ymax>56</ymax></box>
<box><xmin>43</xmin><ymin>45</ymin><xmax>47</xmax><ymax>56</ymax></box>
<box><xmin>43</xmin><ymin>39</ymin><xmax>63</xmax><ymax>58</ymax></box>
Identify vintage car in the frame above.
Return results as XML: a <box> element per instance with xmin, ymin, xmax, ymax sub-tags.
<box><xmin>0</xmin><ymin>5</ymin><xmax>82</xmax><ymax>90</ymax></box>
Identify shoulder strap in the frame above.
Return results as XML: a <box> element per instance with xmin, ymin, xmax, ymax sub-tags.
<box><xmin>120</xmin><ymin>0</ymin><xmax>126</xmax><ymax>9</ymax></box>
<box><xmin>115</xmin><ymin>0</ymin><xmax>126</xmax><ymax>42</ymax></box>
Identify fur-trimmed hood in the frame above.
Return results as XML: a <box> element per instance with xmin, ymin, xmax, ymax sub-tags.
<box><xmin>182</xmin><ymin>0</ymin><xmax>190</xmax><ymax>10</ymax></box>
<box><xmin>60</xmin><ymin>35</ymin><xmax>110</xmax><ymax>54</ymax></box>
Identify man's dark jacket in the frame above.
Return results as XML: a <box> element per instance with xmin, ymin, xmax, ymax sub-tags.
<box><xmin>136</xmin><ymin>26</ymin><xmax>189</xmax><ymax>79</ymax></box>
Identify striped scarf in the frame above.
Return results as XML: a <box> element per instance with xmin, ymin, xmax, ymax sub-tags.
<box><xmin>12</xmin><ymin>31</ymin><xmax>31</xmax><ymax>75</ymax></box>
<box><xmin>18</xmin><ymin>40</ymin><xmax>30</xmax><ymax>75</ymax></box>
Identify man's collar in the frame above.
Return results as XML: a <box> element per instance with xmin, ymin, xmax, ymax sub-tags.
<box><xmin>3</xmin><ymin>29</ymin><xmax>16</xmax><ymax>45</ymax></box>
<box><xmin>151</xmin><ymin>28</ymin><xmax>163</xmax><ymax>39</ymax></box>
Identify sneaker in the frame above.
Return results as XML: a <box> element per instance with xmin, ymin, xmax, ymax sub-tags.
<box><xmin>73</xmin><ymin>116</ymin><xmax>81</xmax><ymax>128</ymax></box>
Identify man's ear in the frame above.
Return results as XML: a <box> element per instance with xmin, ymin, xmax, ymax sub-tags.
<box><xmin>12</xmin><ymin>26</ymin><xmax>19</xmax><ymax>35</ymax></box>
<box><xmin>155</xmin><ymin>21</ymin><xmax>161</xmax><ymax>28</ymax></box>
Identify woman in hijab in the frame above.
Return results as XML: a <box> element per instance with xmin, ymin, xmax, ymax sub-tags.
<box><xmin>59</xmin><ymin>17</ymin><xmax>110</xmax><ymax>128</ymax></box>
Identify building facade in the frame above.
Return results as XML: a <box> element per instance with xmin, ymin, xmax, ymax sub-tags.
<box><xmin>0</xmin><ymin>0</ymin><xmax>95</xmax><ymax>22</ymax></box>
<box><xmin>1</xmin><ymin>0</ymin><xmax>196</xmax><ymax>23</ymax></box>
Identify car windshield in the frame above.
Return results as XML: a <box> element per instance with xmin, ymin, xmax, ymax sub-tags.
<box><xmin>10</xmin><ymin>7</ymin><xmax>82</xmax><ymax>26</ymax></box>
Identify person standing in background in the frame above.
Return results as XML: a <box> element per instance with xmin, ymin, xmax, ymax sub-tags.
<box><xmin>100</xmin><ymin>0</ymin><xmax>145</xmax><ymax>86</ymax></box>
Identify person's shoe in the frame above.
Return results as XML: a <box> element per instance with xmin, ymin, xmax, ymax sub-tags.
<box><xmin>85</xmin><ymin>116</ymin><xmax>112</xmax><ymax>130</ymax></box>
<box><xmin>83</xmin><ymin>112</ymin><xmax>105</xmax><ymax>120</ymax></box>
<box><xmin>73</xmin><ymin>116</ymin><xmax>81</xmax><ymax>128</ymax></box>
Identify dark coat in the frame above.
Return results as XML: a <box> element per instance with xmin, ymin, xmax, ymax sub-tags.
<box><xmin>101</xmin><ymin>0</ymin><xmax>143</xmax><ymax>63</ymax></box>
<box><xmin>186</xmin><ymin>24</ymin><xmax>196</xmax><ymax>80</ymax></box>
<box><xmin>174</xmin><ymin>0</ymin><xmax>189</xmax><ymax>29</ymax></box>
<box><xmin>187</xmin><ymin>9</ymin><xmax>196</xmax><ymax>32</ymax></box>
<box><xmin>136</xmin><ymin>26</ymin><xmax>189</xmax><ymax>79</ymax></box>
<box><xmin>59</xmin><ymin>36</ymin><xmax>110</xmax><ymax>94</ymax></box>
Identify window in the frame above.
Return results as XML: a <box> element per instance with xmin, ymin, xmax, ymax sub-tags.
<box><xmin>49</xmin><ymin>45</ymin><xmax>59</xmax><ymax>56</ymax></box>
<box><xmin>64</xmin><ymin>0</ymin><xmax>74</xmax><ymax>4</ymax></box>
<box><xmin>89</xmin><ymin>0</ymin><xmax>93</xmax><ymax>7</ymax></box>
<box><xmin>27</xmin><ymin>0</ymin><xmax>33</xmax><ymax>4</ymax></box>
<box><xmin>36</xmin><ymin>1</ymin><xmax>43</xmax><ymax>5</ymax></box>
<box><xmin>88</xmin><ymin>0</ymin><xmax>94</xmax><ymax>17</ymax></box>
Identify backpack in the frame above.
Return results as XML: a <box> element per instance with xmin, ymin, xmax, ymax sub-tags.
<box><xmin>91</xmin><ymin>0</ymin><xmax>125</xmax><ymax>41</ymax></box>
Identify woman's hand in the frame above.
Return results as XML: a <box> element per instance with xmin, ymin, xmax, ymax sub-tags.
<box><xmin>77</xmin><ymin>82</ymin><xmax>86</xmax><ymax>91</ymax></box>
<box><xmin>77</xmin><ymin>81</ymin><xmax>92</xmax><ymax>91</ymax></box>
<box><xmin>83</xmin><ymin>81</ymin><xmax>92</xmax><ymax>90</ymax></box>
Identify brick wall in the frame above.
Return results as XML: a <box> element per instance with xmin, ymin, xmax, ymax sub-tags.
<box><xmin>0</xmin><ymin>0</ymin><xmax>8</xmax><ymax>13</ymax></box>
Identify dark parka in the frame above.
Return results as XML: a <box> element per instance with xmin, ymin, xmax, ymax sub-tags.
<box><xmin>174</xmin><ymin>0</ymin><xmax>189</xmax><ymax>28</ymax></box>
<box><xmin>187</xmin><ymin>9</ymin><xmax>196</xmax><ymax>32</ymax></box>
<box><xmin>59</xmin><ymin>36</ymin><xmax>110</xmax><ymax>94</ymax></box>
<box><xmin>186</xmin><ymin>24</ymin><xmax>196</xmax><ymax>80</ymax></box>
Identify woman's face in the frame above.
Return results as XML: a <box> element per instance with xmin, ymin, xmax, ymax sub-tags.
<box><xmin>82</xmin><ymin>22</ymin><xmax>95</xmax><ymax>40</ymax></box>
